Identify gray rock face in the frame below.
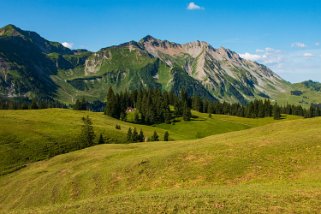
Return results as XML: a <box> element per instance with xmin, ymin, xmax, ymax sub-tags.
<box><xmin>138</xmin><ymin>36</ymin><xmax>289</xmax><ymax>103</ymax></box>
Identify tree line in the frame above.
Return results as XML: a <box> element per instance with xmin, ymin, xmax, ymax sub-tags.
<box><xmin>104</xmin><ymin>87</ymin><xmax>194</xmax><ymax>124</ymax></box>
<box><xmin>2</xmin><ymin>88</ymin><xmax>321</xmax><ymax>120</ymax></box>
<box><xmin>104</xmin><ymin>87</ymin><xmax>321</xmax><ymax>123</ymax></box>
<box><xmin>0</xmin><ymin>97</ymin><xmax>66</xmax><ymax>109</ymax></box>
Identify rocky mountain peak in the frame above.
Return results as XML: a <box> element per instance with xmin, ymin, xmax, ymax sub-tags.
<box><xmin>215</xmin><ymin>47</ymin><xmax>243</xmax><ymax>62</ymax></box>
<box><xmin>0</xmin><ymin>24</ymin><xmax>24</xmax><ymax>37</ymax></box>
<box><xmin>184</xmin><ymin>40</ymin><xmax>209</xmax><ymax>48</ymax></box>
<box><xmin>139</xmin><ymin>35</ymin><xmax>158</xmax><ymax>43</ymax></box>
<box><xmin>140</xmin><ymin>35</ymin><xmax>180</xmax><ymax>49</ymax></box>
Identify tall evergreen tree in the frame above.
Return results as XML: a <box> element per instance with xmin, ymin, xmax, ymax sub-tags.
<box><xmin>105</xmin><ymin>87</ymin><xmax>115</xmax><ymax>116</ymax></box>
<box><xmin>98</xmin><ymin>133</ymin><xmax>105</xmax><ymax>144</ymax></box>
<box><xmin>164</xmin><ymin>131</ymin><xmax>169</xmax><ymax>141</ymax></box>
<box><xmin>273</xmin><ymin>103</ymin><xmax>281</xmax><ymax>120</ymax></box>
<box><xmin>138</xmin><ymin>129</ymin><xmax>145</xmax><ymax>142</ymax></box>
<box><xmin>127</xmin><ymin>128</ymin><xmax>133</xmax><ymax>142</ymax></box>
<box><xmin>183</xmin><ymin>102</ymin><xmax>192</xmax><ymax>121</ymax></box>
<box><xmin>132</xmin><ymin>128</ymin><xmax>138</xmax><ymax>142</ymax></box>
<box><xmin>79</xmin><ymin>116</ymin><xmax>96</xmax><ymax>148</ymax></box>
<box><xmin>30</xmin><ymin>99</ymin><xmax>39</xmax><ymax>109</ymax></box>
<box><xmin>149</xmin><ymin>131</ymin><xmax>159</xmax><ymax>142</ymax></box>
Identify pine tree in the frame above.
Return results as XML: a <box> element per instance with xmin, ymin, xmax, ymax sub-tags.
<box><xmin>183</xmin><ymin>102</ymin><xmax>192</xmax><ymax>121</ymax></box>
<box><xmin>98</xmin><ymin>133</ymin><xmax>105</xmax><ymax>144</ymax></box>
<box><xmin>105</xmin><ymin>87</ymin><xmax>115</xmax><ymax>116</ymax></box>
<box><xmin>164</xmin><ymin>108</ymin><xmax>172</xmax><ymax>124</ymax></box>
<box><xmin>79</xmin><ymin>116</ymin><xmax>96</xmax><ymax>148</ymax></box>
<box><xmin>30</xmin><ymin>100</ymin><xmax>39</xmax><ymax>109</ymax></box>
<box><xmin>150</xmin><ymin>131</ymin><xmax>159</xmax><ymax>142</ymax></box>
<box><xmin>164</xmin><ymin>131</ymin><xmax>169</xmax><ymax>141</ymax></box>
<box><xmin>132</xmin><ymin>128</ymin><xmax>138</xmax><ymax>142</ymax></box>
<box><xmin>138</xmin><ymin>129</ymin><xmax>145</xmax><ymax>142</ymax></box>
<box><xmin>273</xmin><ymin>103</ymin><xmax>281</xmax><ymax>120</ymax></box>
<box><xmin>120</xmin><ymin>112</ymin><xmax>126</xmax><ymax>121</ymax></box>
<box><xmin>134</xmin><ymin>111</ymin><xmax>140</xmax><ymax>123</ymax></box>
<box><xmin>127</xmin><ymin>128</ymin><xmax>132</xmax><ymax>142</ymax></box>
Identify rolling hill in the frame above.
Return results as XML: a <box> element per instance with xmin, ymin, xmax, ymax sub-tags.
<box><xmin>0</xmin><ymin>108</ymin><xmax>294</xmax><ymax>175</ymax></box>
<box><xmin>1</xmin><ymin>24</ymin><xmax>321</xmax><ymax>106</ymax></box>
<box><xmin>0</xmin><ymin>116</ymin><xmax>320</xmax><ymax>213</ymax></box>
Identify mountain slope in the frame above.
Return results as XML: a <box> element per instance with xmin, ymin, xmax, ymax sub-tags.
<box><xmin>0</xmin><ymin>34</ymin><xmax>58</xmax><ymax>97</ymax></box>
<box><xmin>0</xmin><ymin>117</ymin><xmax>320</xmax><ymax>213</ymax></box>
<box><xmin>0</xmin><ymin>25</ymin><xmax>91</xmax><ymax>98</ymax></box>
<box><xmin>1</xmin><ymin>24</ymin><xmax>321</xmax><ymax>106</ymax></box>
<box><xmin>140</xmin><ymin>36</ymin><xmax>289</xmax><ymax>104</ymax></box>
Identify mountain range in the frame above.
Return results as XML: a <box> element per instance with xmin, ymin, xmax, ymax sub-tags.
<box><xmin>1</xmin><ymin>24</ymin><xmax>321</xmax><ymax>106</ymax></box>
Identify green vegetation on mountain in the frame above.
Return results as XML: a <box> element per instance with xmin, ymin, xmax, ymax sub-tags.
<box><xmin>0</xmin><ymin>116</ymin><xmax>319</xmax><ymax>213</ymax></box>
<box><xmin>1</xmin><ymin>24</ymin><xmax>321</xmax><ymax>106</ymax></box>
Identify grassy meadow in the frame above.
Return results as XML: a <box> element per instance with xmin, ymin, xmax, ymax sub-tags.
<box><xmin>0</xmin><ymin>116</ymin><xmax>320</xmax><ymax>213</ymax></box>
<box><xmin>0</xmin><ymin>108</ymin><xmax>298</xmax><ymax>175</ymax></box>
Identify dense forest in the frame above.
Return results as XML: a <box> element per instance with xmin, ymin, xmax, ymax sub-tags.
<box><xmin>105</xmin><ymin>88</ymin><xmax>321</xmax><ymax>124</ymax></box>
<box><xmin>1</xmin><ymin>88</ymin><xmax>321</xmax><ymax>123</ymax></box>
<box><xmin>103</xmin><ymin>87</ymin><xmax>321</xmax><ymax>124</ymax></box>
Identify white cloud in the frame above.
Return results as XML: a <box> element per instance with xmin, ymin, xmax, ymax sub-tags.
<box><xmin>303</xmin><ymin>52</ymin><xmax>313</xmax><ymax>57</ymax></box>
<box><xmin>291</xmin><ymin>42</ymin><xmax>306</xmax><ymax>48</ymax></box>
<box><xmin>315</xmin><ymin>42</ymin><xmax>320</xmax><ymax>46</ymax></box>
<box><xmin>62</xmin><ymin>42</ymin><xmax>73</xmax><ymax>49</ymax></box>
<box><xmin>240</xmin><ymin>47</ymin><xmax>283</xmax><ymax>65</ymax></box>
<box><xmin>240</xmin><ymin>53</ymin><xmax>262</xmax><ymax>61</ymax></box>
<box><xmin>187</xmin><ymin>2</ymin><xmax>204</xmax><ymax>10</ymax></box>
<box><xmin>241</xmin><ymin>47</ymin><xmax>321</xmax><ymax>82</ymax></box>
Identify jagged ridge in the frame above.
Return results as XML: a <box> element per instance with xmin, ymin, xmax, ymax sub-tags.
<box><xmin>0</xmin><ymin>24</ymin><xmax>320</xmax><ymax>106</ymax></box>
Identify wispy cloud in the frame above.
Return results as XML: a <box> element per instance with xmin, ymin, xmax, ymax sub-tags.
<box><xmin>240</xmin><ymin>47</ymin><xmax>283</xmax><ymax>65</ymax></box>
<box><xmin>187</xmin><ymin>2</ymin><xmax>204</xmax><ymax>10</ymax></box>
<box><xmin>241</xmin><ymin>47</ymin><xmax>321</xmax><ymax>82</ymax></box>
<box><xmin>315</xmin><ymin>42</ymin><xmax>320</xmax><ymax>46</ymax></box>
<box><xmin>291</xmin><ymin>42</ymin><xmax>306</xmax><ymax>48</ymax></box>
<box><xmin>303</xmin><ymin>52</ymin><xmax>313</xmax><ymax>57</ymax></box>
<box><xmin>62</xmin><ymin>42</ymin><xmax>73</xmax><ymax>49</ymax></box>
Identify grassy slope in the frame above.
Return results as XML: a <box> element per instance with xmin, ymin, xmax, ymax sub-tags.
<box><xmin>0</xmin><ymin>117</ymin><xmax>320</xmax><ymax>213</ymax></box>
<box><xmin>0</xmin><ymin>109</ymin><xmax>295</xmax><ymax>175</ymax></box>
<box><xmin>275</xmin><ymin>82</ymin><xmax>321</xmax><ymax>107</ymax></box>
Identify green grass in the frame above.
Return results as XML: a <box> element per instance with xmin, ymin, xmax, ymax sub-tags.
<box><xmin>275</xmin><ymin>82</ymin><xmax>321</xmax><ymax>107</ymax></box>
<box><xmin>0</xmin><ymin>109</ymin><xmax>295</xmax><ymax>175</ymax></box>
<box><xmin>0</xmin><ymin>116</ymin><xmax>320</xmax><ymax>213</ymax></box>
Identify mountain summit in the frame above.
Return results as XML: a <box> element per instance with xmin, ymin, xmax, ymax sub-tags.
<box><xmin>1</xmin><ymin>26</ymin><xmax>320</xmax><ymax>105</ymax></box>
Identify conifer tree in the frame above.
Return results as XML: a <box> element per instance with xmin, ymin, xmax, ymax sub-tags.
<box><xmin>134</xmin><ymin>111</ymin><xmax>140</xmax><ymax>123</ymax></box>
<box><xmin>132</xmin><ymin>128</ymin><xmax>138</xmax><ymax>142</ymax></box>
<box><xmin>139</xmin><ymin>129</ymin><xmax>145</xmax><ymax>142</ymax></box>
<box><xmin>30</xmin><ymin>99</ymin><xmax>39</xmax><ymax>109</ymax></box>
<box><xmin>150</xmin><ymin>131</ymin><xmax>159</xmax><ymax>142</ymax></box>
<box><xmin>98</xmin><ymin>133</ymin><xmax>105</xmax><ymax>144</ymax></box>
<box><xmin>79</xmin><ymin>116</ymin><xmax>96</xmax><ymax>148</ymax></box>
<box><xmin>273</xmin><ymin>103</ymin><xmax>281</xmax><ymax>120</ymax></box>
<box><xmin>164</xmin><ymin>131</ymin><xmax>169</xmax><ymax>141</ymax></box>
<box><xmin>183</xmin><ymin>102</ymin><xmax>192</xmax><ymax>121</ymax></box>
<box><xmin>127</xmin><ymin>128</ymin><xmax>132</xmax><ymax>142</ymax></box>
<box><xmin>105</xmin><ymin>87</ymin><xmax>115</xmax><ymax>116</ymax></box>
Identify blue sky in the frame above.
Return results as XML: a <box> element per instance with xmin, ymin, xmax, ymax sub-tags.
<box><xmin>0</xmin><ymin>0</ymin><xmax>320</xmax><ymax>83</ymax></box>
